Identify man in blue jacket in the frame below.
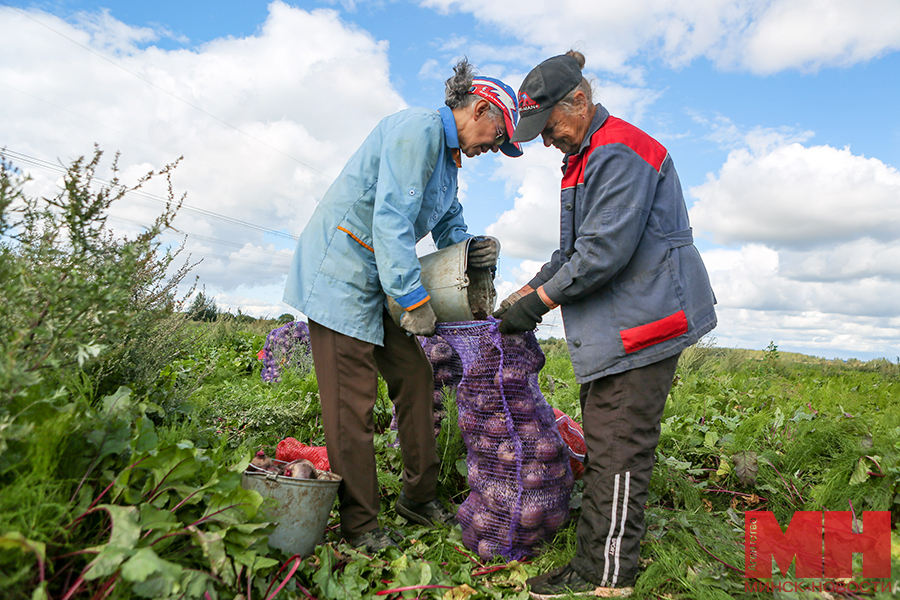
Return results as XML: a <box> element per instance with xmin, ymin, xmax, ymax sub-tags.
<box><xmin>283</xmin><ymin>59</ymin><xmax>521</xmax><ymax>553</ymax></box>
<box><xmin>496</xmin><ymin>52</ymin><xmax>716</xmax><ymax>598</ymax></box>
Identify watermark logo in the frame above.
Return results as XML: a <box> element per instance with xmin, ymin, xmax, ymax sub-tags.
<box><xmin>745</xmin><ymin>510</ymin><xmax>891</xmax><ymax>579</ymax></box>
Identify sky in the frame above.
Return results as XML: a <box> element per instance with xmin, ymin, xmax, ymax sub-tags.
<box><xmin>2</xmin><ymin>0</ymin><xmax>900</xmax><ymax>362</ymax></box>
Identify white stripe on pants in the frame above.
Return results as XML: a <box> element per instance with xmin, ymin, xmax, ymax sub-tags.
<box><xmin>600</xmin><ymin>471</ymin><xmax>631</xmax><ymax>587</ymax></box>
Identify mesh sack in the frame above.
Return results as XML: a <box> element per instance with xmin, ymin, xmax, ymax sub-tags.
<box><xmin>389</xmin><ymin>334</ymin><xmax>463</xmax><ymax>439</ymax></box>
<box><xmin>553</xmin><ymin>408</ymin><xmax>586</xmax><ymax>480</ymax></box>
<box><xmin>438</xmin><ymin>319</ymin><xmax>574</xmax><ymax>561</ymax></box>
<box><xmin>260</xmin><ymin>321</ymin><xmax>311</xmax><ymax>382</ymax></box>
<box><xmin>275</xmin><ymin>437</ymin><xmax>330</xmax><ymax>471</ymax></box>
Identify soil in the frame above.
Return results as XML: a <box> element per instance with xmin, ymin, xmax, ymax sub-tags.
<box><xmin>466</xmin><ymin>268</ymin><xmax>496</xmax><ymax>320</ymax></box>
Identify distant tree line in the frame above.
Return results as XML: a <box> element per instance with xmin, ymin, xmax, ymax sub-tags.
<box><xmin>186</xmin><ymin>291</ymin><xmax>293</xmax><ymax>324</ymax></box>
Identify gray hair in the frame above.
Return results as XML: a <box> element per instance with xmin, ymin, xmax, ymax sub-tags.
<box><xmin>556</xmin><ymin>50</ymin><xmax>593</xmax><ymax>113</ymax></box>
<box><xmin>445</xmin><ymin>57</ymin><xmax>504</xmax><ymax>120</ymax></box>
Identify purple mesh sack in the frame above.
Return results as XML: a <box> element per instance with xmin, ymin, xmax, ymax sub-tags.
<box><xmin>389</xmin><ymin>334</ymin><xmax>463</xmax><ymax>438</ymax></box>
<box><xmin>437</xmin><ymin>319</ymin><xmax>573</xmax><ymax>561</ymax></box>
<box><xmin>260</xmin><ymin>321</ymin><xmax>312</xmax><ymax>382</ymax></box>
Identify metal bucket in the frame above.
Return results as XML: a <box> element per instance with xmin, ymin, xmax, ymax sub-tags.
<box><xmin>241</xmin><ymin>470</ymin><xmax>341</xmax><ymax>557</ymax></box>
<box><xmin>388</xmin><ymin>238</ymin><xmax>496</xmax><ymax>326</ymax></box>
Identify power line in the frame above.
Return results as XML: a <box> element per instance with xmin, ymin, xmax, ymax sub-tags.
<box><xmin>98</xmin><ymin>217</ymin><xmax>293</xmax><ymax>269</ymax></box>
<box><xmin>108</xmin><ymin>214</ymin><xmax>295</xmax><ymax>258</ymax></box>
<box><xmin>2</xmin><ymin>147</ymin><xmax>299</xmax><ymax>242</ymax></box>
<box><xmin>185</xmin><ymin>250</ymin><xmax>291</xmax><ymax>270</ymax></box>
<box><xmin>0</xmin><ymin>79</ymin><xmax>320</xmax><ymax>214</ymax></box>
<box><xmin>2</xmin><ymin>2</ymin><xmax>333</xmax><ymax>181</ymax></box>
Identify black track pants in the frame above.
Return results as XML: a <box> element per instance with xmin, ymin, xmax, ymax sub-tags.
<box><xmin>571</xmin><ymin>352</ymin><xmax>681</xmax><ymax>588</ymax></box>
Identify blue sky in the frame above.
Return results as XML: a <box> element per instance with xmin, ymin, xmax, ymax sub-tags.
<box><xmin>2</xmin><ymin>0</ymin><xmax>900</xmax><ymax>361</ymax></box>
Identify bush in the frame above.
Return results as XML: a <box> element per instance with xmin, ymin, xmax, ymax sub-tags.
<box><xmin>0</xmin><ymin>147</ymin><xmax>193</xmax><ymax>411</ymax></box>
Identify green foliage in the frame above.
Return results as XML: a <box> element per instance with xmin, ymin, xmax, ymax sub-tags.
<box><xmin>0</xmin><ymin>385</ymin><xmax>285</xmax><ymax>600</ymax></box>
<box><xmin>435</xmin><ymin>387</ymin><xmax>469</xmax><ymax>503</ymax></box>
<box><xmin>678</xmin><ymin>335</ymin><xmax>718</xmax><ymax>377</ymax></box>
<box><xmin>3</xmin><ymin>183</ymin><xmax>900</xmax><ymax>600</ymax></box>
<box><xmin>0</xmin><ymin>147</ymin><xmax>193</xmax><ymax>410</ymax></box>
<box><xmin>537</xmin><ymin>338</ymin><xmax>580</xmax><ymax>420</ymax></box>
<box><xmin>188</xmin><ymin>290</ymin><xmax>220</xmax><ymax>322</ymax></box>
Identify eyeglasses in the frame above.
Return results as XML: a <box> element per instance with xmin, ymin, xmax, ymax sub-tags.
<box><xmin>492</xmin><ymin>119</ymin><xmax>507</xmax><ymax>147</ymax></box>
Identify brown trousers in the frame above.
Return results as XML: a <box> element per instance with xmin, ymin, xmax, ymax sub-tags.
<box><xmin>571</xmin><ymin>352</ymin><xmax>681</xmax><ymax>588</ymax></box>
<box><xmin>308</xmin><ymin>312</ymin><xmax>440</xmax><ymax>538</ymax></box>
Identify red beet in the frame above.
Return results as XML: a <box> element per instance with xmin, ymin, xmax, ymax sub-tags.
<box><xmin>283</xmin><ymin>458</ymin><xmax>316</xmax><ymax>479</ymax></box>
<box><xmin>496</xmin><ymin>440</ymin><xmax>517</xmax><ymax>466</ymax></box>
<box><xmin>534</xmin><ymin>434</ymin><xmax>563</xmax><ymax>461</ymax></box>
<box><xmin>518</xmin><ymin>503</ymin><xmax>544</xmax><ymax>529</ymax></box>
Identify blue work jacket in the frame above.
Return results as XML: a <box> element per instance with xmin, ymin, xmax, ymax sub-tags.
<box><xmin>530</xmin><ymin>104</ymin><xmax>717</xmax><ymax>382</ymax></box>
<box><xmin>283</xmin><ymin>106</ymin><xmax>471</xmax><ymax>345</ymax></box>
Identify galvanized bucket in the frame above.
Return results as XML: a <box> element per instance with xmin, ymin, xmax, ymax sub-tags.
<box><xmin>241</xmin><ymin>470</ymin><xmax>341</xmax><ymax>557</ymax></box>
<box><xmin>388</xmin><ymin>238</ymin><xmax>496</xmax><ymax>326</ymax></box>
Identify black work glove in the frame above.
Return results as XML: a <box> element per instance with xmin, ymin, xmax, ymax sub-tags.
<box><xmin>492</xmin><ymin>284</ymin><xmax>534</xmax><ymax>319</ymax></box>
<box><xmin>467</xmin><ymin>236</ymin><xmax>500</xmax><ymax>268</ymax></box>
<box><xmin>400</xmin><ymin>301</ymin><xmax>437</xmax><ymax>336</ymax></box>
<box><xmin>498</xmin><ymin>291</ymin><xmax>551</xmax><ymax>334</ymax></box>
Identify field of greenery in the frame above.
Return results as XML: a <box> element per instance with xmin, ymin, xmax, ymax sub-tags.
<box><xmin>1</xmin><ymin>150</ymin><xmax>899</xmax><ymax>600</ymax></box>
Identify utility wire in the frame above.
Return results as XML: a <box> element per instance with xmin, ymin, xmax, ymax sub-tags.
<box><xmin>99</xmin><ymin>216</ymin><xmax>293</xmax><ymax>269</ymax></box>
<box><xmin>2</xmin><ymin>2</ymin><xmax>334</xmax><ymax>181</ymax></box>
<box><xmin>2</xmin><ymin>147</ymin><xmax>299</xmax><ymax>242</ymax></box>
<box><xmin>1</xmin><ymin>79</ymin><xmax>322</xmax><ymax>215</ymax></box>
<box><xmin>185</xmin><ymin>250</ymin><xmax>291</xmax><ymax>270</ymax></box>
<box><xmin>109</xmin><ymin>214</ymin><xmax>295</xmax><ymax>258</ymax></box>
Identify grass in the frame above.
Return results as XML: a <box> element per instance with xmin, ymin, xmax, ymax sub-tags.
<box><xmin>2</xmin><ymin>323</ymin><xmax>899</xmax><ymax>599</ymax></box>
<box><xmin>167</xmin><ymin>330</ymin><xmax>900</xmax><ymax>598</ymax></box>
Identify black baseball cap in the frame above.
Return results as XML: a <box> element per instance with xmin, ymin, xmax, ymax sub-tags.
<box><xmin>510</xmin><ymin>54</ymin><xmax>583</xmax><ymax>143</ymax></box>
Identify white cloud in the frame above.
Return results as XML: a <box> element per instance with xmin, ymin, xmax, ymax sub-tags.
<box><xmin>1</xmin><ymin>2</ymin><xmax>406</xmax><ymax>297</ymax></box>
<box><xmin>418</xmin><ymin>0</ymin><xmax>900</xmax><ymax>75</ymax></box>
<box><xmin>705</xmin><ymin>243</ymin><xmax>900</xmax><ymax>317</ymax></box>
<box><xmin>689</xmin><ymin>127</ymin><xmax>900</xmax><ymax>355</ymax></box>
<box><xmin>709</xmin><ymin>307</ymin><xmax>900</xmax><ymax>359</ymax></box>
<box><xmin>71</xmin><ymin>8</ymin><xmax>160</xmax><ymax>53</ymax></box>
<box><xmin>740</xmin><ymin>0</ymin><xmax>900</xmax><ymax>73</ymax></box>
<box><xmin>418</xmin><ymin>58</ymin><xmax>443</xmax><ymax>80</ymax></box>
<box><xmin>486</xmin><ymin>144</ymin><xmax>563</xmax><ymax>261</ymax></box>
<box><xmin>690</xmin><ymin>139</ymin><xmax>900</xmax><ymax>248</ymax></box>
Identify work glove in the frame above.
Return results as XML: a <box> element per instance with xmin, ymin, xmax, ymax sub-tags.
<box><xmin>400</xmin><ymin>301</ymin><xmax>437</xmax><ymax>337</ymax></box>
<box><xmin>467</xmin><ymin>236</ymin><xmax>500</xmax><ymax>268</ymax></box>
<box><xmin>492</xmin><ymin>284</ymin><xmax>534</xmax><ymax>319</ymax></box>
<box><xmin>498</xmin><ymin>291</ymin><xmax>551</xmax><ymax>334</ymax></box>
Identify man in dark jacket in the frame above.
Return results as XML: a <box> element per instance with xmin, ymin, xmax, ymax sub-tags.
<box><xmin>496</xmin><ymin>51</ymin><xmax>717</xmax><ymax>599</ymax></box>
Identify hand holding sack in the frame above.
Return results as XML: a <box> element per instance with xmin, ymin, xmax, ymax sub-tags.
<box><xmin>467</xmin><ymin>236</ymin><xmax>501</xmax><ymax>268</ymax></box>
<box><xmin>400</xmin><ymin>300</ymin><xmax>437</xmax><ymax>336</ymax></box>
<box><xmin>492</xmin><ymin>284</ymin><xmax>534</xmax><ymax>319</ymax></box>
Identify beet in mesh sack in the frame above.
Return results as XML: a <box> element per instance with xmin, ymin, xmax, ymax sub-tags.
<box><xmin>260</xmin><ymin>321</ymin><xmax>312</xmax><ymax>382</ymax></box>
<box><xmin>389</xmin><ymin>334</ymin><xmax>463</xmax><ymax>439</ymax></box>
<box><xmin>437</xmin><ymin>320</ymin><xmax>574</xmax><ymax>561</ymax></box>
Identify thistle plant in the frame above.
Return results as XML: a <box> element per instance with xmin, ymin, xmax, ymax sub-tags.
<box><xmin>0</xmin><ymin>146</ymin><xmax>192</xmax><ymax>410</ymax></box>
